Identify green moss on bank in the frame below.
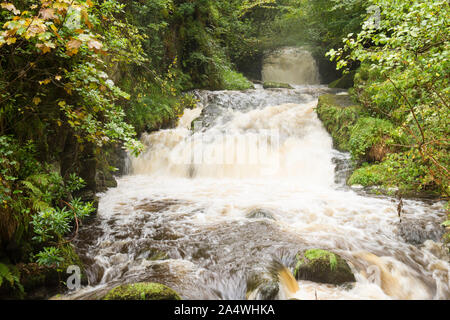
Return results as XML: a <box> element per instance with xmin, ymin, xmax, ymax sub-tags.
<box><xmin>222</xmin><ymin>68</ymin><xmax>254</xmax><ymax>90</ymax></box>
<box><xmin>315</xmin><ymin>94</ymin><xmax>363</xmax><ymax>152</ymax></box>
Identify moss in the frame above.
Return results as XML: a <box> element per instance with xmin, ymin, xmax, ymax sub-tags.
<box><xmin>303</xmin><ymin>249</ymin><xmax>338</xmax><ymax>271</ymax></box>
<box><xmin>263</xmin><ymin>82</ymin><xmax>293</xmax><ymax>89</ymax></box>
<box><xmin>221</xmin><ymin>68</ymin><xmax>254</xmax><ymax>90</ymax></box>
<box><xmin>348</xmin><ymin>117</ymin><xmax>404</xmax><ymax>163</ymax></box>
<box><xmin>316</xmin><ymin>94</ymin><xmax>363</xmax><ymax>152</ymax></box>
<box><xmin>294</xmin><ymin>249</ymin><xmax>355</xmax><ymax>285</ymax></box>
<box><xmin>103</xmin><ymin>282</ymin><xmax>181</xmax><ymax>300</ymax></box>
<box><xmin>348</xmin><ymin>155</ymin><xmax>441</xmax><ymax>198</ymax></box>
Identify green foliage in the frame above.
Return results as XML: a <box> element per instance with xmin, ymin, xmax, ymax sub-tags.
<box><xmin>221</xmin><ymin>68</ymin><xmax>254</xmax><ymax>90</ymax></box>
<box><xmin>30</xmin><ymin>196</ymin><xmax>95</xmax><ymax>266</ymax></box>
<box><xmin>0</xmin><ymin>0</ymin><xmax>144</xmax><ymax>155</ymax></box>
<box><xmin>34</xmin><ymin>247</ymin><xmax>64</xmax><ymax>267</ymax></box>
<box><xmin>0</xmin><ymin>134</ymin><xmax>94</xmax><ymax>270</ymax></box>
<box><xmin>349</xmin><ymin>150</ymin><xmax>434</xmax><ymax>195</ymax></box>
<box><xmin>0</xmin><ymin>263</ymin><xmax>23</xmax><ymax>294</ymax></box>
<box><xmin>328</xmin><ymin>0</ymin><xmax>449</xmax><ymax>196</ymax></box>
<box><xmin>249</xmin><ymin>0</ymin><xmax>366</xmax><ymax>79</ymax></box>
<box><xmin>315</xmin><ymin>94</ymin><xmax>363</xmax><ymax>152</ymax></box>
<box><xmin>349</xmin><ymin>117</ymin><xmax>405</xmax><ymax>161</ymax></box>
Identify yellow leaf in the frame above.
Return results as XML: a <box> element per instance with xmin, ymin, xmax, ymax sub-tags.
<box><xmin>81</xmin><ymin>9</ymin><xmax>93</xmax><ymax>29</ymax></box>
<box><xmin>58</xmin><ymin>101</ymin><xmax>66</xmax><ymax>107</ymax></box>
<box><xmin>55</xmin><ymin>75</ymin><xmax>62</xmax><ymax>81</ymax></box>
<box><xmin>39</xmin><ymin>79</ymin><xmax>51</xmax><ymax>85</ymax></box>
<box><xmin>33</xmin><ymin>97</ymin><xmax>41</xmax><ymax>105</ymax></box>
<box><xmin>1</xmin><ymin>3</ymin><xmax>20</xmax><ymax>15</ymax></box>
<box><xmin>6</xmin><ymin>37</ymin><xmax>16</xmax><ymax>45</ymax></box>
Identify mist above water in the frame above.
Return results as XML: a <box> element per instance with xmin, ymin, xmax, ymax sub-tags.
<box><xmin>262</xmin><ymin>47</ymin><xmax>321</xmax><ymax>85</ymax></box>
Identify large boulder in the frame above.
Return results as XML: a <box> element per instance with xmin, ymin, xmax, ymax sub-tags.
<box><xmin>294</xmin><ymin>249</ymin><xmax>355</xmax><ymax>285</ymax></box>
<box><xmin>103</xmin><ymin>282</ymin><xmax>181</xmax><ymax>300</ymax></box>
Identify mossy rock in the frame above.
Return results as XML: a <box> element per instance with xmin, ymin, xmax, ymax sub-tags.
<box><xmin>263</xmin><ymin>82</ymin><xmax>293</xmax><ymax>89</ymax></box>
<box><xmin>328</xmin><ymin>71</ymin><xmax>356</xmax><ymax>89</ymax></box>
<box><xmin>294</xmin><ymin>249</ymin><xmax>355</xmax><ymax>285</ymax></box>
<box><xmin>316</xmin><ymin>94</ymin><xmax>363</xmax><ymax>152</ymax></box>
<box><xmin>103</xmin><ymin>282</ymin><xmax>181</xmax><ymax>300</ymax></box>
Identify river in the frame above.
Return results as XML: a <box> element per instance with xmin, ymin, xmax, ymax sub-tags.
<box><xmin>63</xmin><ymin>48</ymin><xmax>449</xmax><ymax>300</ymax></box>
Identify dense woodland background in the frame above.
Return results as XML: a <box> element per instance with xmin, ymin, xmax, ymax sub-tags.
<box><xmin>0</xmin><ymin>0</ymin><xmax>448</xmax><ymax>298</ymax></box>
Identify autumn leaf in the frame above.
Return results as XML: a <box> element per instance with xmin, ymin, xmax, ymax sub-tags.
<box><xmin>39</xmin><ymin>79</ymin><xmax>51</xmax><ymax>85</ymax></box>
<box><xmin>39</xmin><ymin>8</ymin><xmax>57</xmax><ymax>20</ymax></box>
<box><xmin>33</xmin><ymin>97</ymin><xmax>41</xmax><ymax>105</ymax></box>
<box><xmin>1</xmin><ymin>2</ymin><xmax>20</xmax><ymax>15</ymax></box>
<box><xmin>66</xmin><ymin>39</ymin><xmax>82</xmax><ymax>55</ymax></box>
<box><xmin>87</xmin><ymin>39</ymin><xmax>103</xmax><ymax>52</ymax></box>
<box><xmin>52</xmin><ymin>2</ymin><xmax>69</xmax><ymax>14</ymax></box>
<box><xmin>5</xmin><ymin>37</ymin><xmax>16</xmax><ymax>45</ymax></box>
<box><xmin>55</xmin><ymin>75</ymin><xmax>62</xmax><ymax>81</ymax></box>
<box><xmin>25</xmin><ymin>20</ymin><xmax>47</xmax><ymax>39</ymax></box>
<box><xmin>36</xmin><ymin>43</ymin><xmax>54</xmax><ymax>53</ymax></box>
<box><xmin>49</xmin><ymin>24</ymin><xmax>62</xmax><ymax>40</ymax></box>
<box><xmin>81</xmin><ymin>9</ymin><xmax>93</xmax><ymax>29</ymax></box>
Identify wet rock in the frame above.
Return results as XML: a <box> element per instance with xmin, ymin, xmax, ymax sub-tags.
<box><xmin>263</xmin><ymin>82</ymin><xmax>294</xmax><ymax>89</ymax></box>
<box><xmin>294</xmin><ymin>249</ymin><xmax>355</xmax><ymax>285</ymax></box>
<box><xmin>192</xmin><ymin>245</ymin><xmax>211</xmax><ymax>260</ymax></box>
<box><xmin>95</xmin><ymin>169</ymin><xmax>117</xmax><ymax>192</ymax></box>
<box><xmin>137</xmin><ymin>248</ymin><xmax>169</xmax><ymax>261</ymax></box>
<box><xmin>398</xmin><ymin>219</ymin><xmax>445</xmax><ymax>245</ymax></box>
<box><xmin>246</xmin><ymin>272</ymin><xmax>279</xmax><ymax>300</ymax></box>
<box><xmin>135</xmin><ymin>199</ymin><xmax>185</xmax><ymax>213</ymax></box>
<box><xmin>153</xmin><ymin>226</ymin><xmax>183</xmax><ymax>241</ymax></box>
<box><xmin>258</xmin><ymin>281</ymin><xmax>280</xmax><ymax>300</ymax></box>
<box><xmin>103</xmin><ymin>282</ymin><xmax>181</xmax><ymax>300</ymax></box>
<box><xmin>246</xmin><ymin>259</ymin><xmax>300</xmax><ymax>300</ymax></box>
<box><xmin>246</xmin><ymin>209</ymin><xmax>276</xmax><ymax>221</ymax></box>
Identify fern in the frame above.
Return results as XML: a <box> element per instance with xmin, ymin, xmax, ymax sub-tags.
<box><xmin>21</xmin><ymin>178</ymin><xmax>52</xmax><ymax>211</ymax></box>
<box><xmin>21</xmin><ymin>180</ymin><xmax>43</xmax><ymax>197</ymax></box>
<box><xmin>0</xmin><ymin>263</ymin><xmax>24</xmax><ymax>293</ymax></box>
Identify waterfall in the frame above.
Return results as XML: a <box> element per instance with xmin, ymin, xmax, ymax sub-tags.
<box><xmin>63</xmin><ymin>64</ymin><xmax>448</xmax><ymax>301</ymax></box>
<box><xmin>262</xmin><ymin>47</ymin><xmax>320</xmax><ymax>85</ymax></box>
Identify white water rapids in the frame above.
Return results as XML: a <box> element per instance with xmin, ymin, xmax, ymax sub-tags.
<box><xmin>63</xmin><ymin>86</ymin><xmax>449</xmax><ymax>300</ymax></box>
<box><xmin>63</xmin><ymin>51</ymin><xmax>449</xmax><ymax>300</ymax></box>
